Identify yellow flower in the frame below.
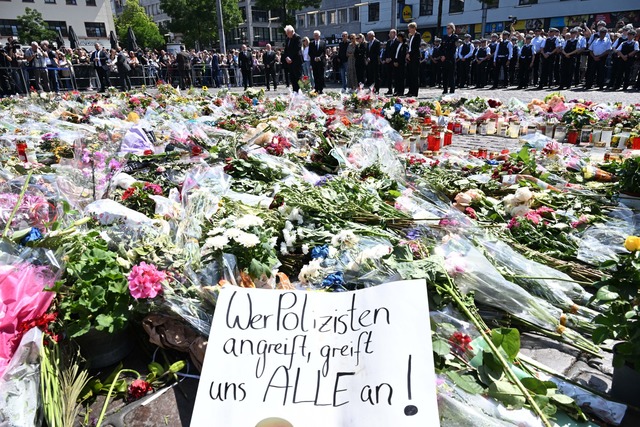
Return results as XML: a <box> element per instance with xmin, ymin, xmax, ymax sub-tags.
<box><xmin>127</xmin><ymin>112</ymin><xmax>140</xmax><ymax>123</ymax></box>
<box><xmin>202</xmin><ymin>86</ymin><xmax>209</xmax><ymax>91</ymax></box>
<box><xmin>573</xmin><ymin>107</ymin><xmax>585</xmax><ymax>114</ymax></box>
<box><xmin>624</xmin><ymin>236</ymin><xmax>640</xmax><ymax>252</ymax></box>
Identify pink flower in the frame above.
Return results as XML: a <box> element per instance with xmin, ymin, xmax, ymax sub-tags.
<box><xmin>143</xmin><ymin>182</ymin><xmax>163</xmax><ymax>195</ymax></box>
<box><xmin>524</xmin><ymin>211</ymin><xmax>542</xmax><ymax>225</ymax></box>
<box><xmin>535</xmin><ymin>206</ymin><xmax>555</xmax><ymax>215</ymax></box>
<box><xmin>128</xmin><ymin>262</ymin><xmax>166</xmax><ymax>299</ymax></box>
<box><xmin>507</xmin><ymin>217</ymin><xmax>520</xmax><ymax>229</ymax></box>
<box><xmin>571</xmin><ymin>214</ymin><xmax>590</xmax><ymax>229</ymax></box>
<box><xmin>439</xmin><ymin>218</ymin><xmax>460</xmax><ymax>227</ymax></box>
<box><xmin>464</xmin><ymin>207</ymin><xmax>477</xmax><ymax>220</ymax></box>
<box><xmin>127</xmin><ymin>379</ymin><xmax>153</xmax><ymax>401</ymax></box>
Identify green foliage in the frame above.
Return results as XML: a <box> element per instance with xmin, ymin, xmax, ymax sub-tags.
<box><xmin>17</xmin><ymin>8</ymin><xmax>56</xmax><ymax>44</ymax></box>
<box><xmin>53</xmin><ymin>231</ymin><xmax>131</xmax><ymax>338</ymax></box>
<box><xmin>115</xmin><ymin>0</ymin><xmax>165</xmax><ymax>50</ymax></box>
<box><xmin>160</xmin><ymin>0</ymin><xmax>242</xmax><ymax>48</ymax></box>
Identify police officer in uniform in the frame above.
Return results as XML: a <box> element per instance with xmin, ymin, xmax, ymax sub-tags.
<box><xmin>613</xmin><ymin>29</ymin><xmax>638</xmax><ymax>91</ymax></box>
<box><xmin>474</xmin><ymin>38</ymin><xmax>491</xmax><ymax>88</ymax></box>
<box><xmin>456</xmin><ymin>34</ymin><xmax>473</xmax><ymax>88</ymax></box>
<box><xmin>440</xmin><ymin>23</ymin><xmax>458</xmax><ymax>94</ymax></box>
<box><xmin>517</xmin><ymin>34</ymin><xmax>535</xmax><ymax>89</ymax></box>
<box><xmin>509</xmin><ymin>36</ymin><xmax>520</xmax><ymax>86</ymax></box>
<box><xmin>537</xmin><ymin>28</ymin><xmax>561</xmax><ymax>89</ymax></box>
<box><xmin>492</xmin><ymin>31</ymin><xmax>512</xmax><ymax>89</ymax></box>
<box><xmin>488</xmin><ymin>33</ymin><xmax>499</xmax><ymax>87</ymax></box>
<box><xmin>430</xmin><ymin>38</ymin><xmax>442</xmax><ymax>87</ymax></box>
<box><xmin>469</xmin><ymin>39</ymin><xmax>480</xmax><ymax>87</ymax></box>
<box><xmin>559</xmin><ymin>28</ymin><xmax>580</xmax><ymax>90</ymax></box>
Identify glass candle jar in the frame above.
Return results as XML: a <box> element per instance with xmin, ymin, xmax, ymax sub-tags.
<box><xmin>508</xmin><ymin>122</ymin><xmax>520</xmax><ymax>138</ymax></box>
<box><xmin>601</xmin><ymin>127</ymin><xmax>613</xmax><ymax>144</ymax></box>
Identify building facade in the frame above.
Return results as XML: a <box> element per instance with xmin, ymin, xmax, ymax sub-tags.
<box><xmin>226</xmin><ymin>0</ymin><xmax>284</xmax><ymax>50</ymax></box>
<box><xmin>295</xmin><ymin>0</ymin><xmax>640</xmax><ymax>44</ymax></box>
<box><xmin>1</xmin><ymin>0</ymin><xmax>116</xmax><ymax>48</ymax></box>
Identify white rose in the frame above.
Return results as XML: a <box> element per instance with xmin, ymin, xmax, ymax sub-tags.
<box><xmin>509</xmin><ymin>204</ymin><xmax>530</xmax><ymax>218</ymax></box>
<box><xmin>514</xmin><ymin>187</ymin><xmax>533</xmax><ymax>204</ymax></box>
<box><xmin>454</xmin><ymin>192</ymin><xmax>473</xmax><ymax>207</ymax></box>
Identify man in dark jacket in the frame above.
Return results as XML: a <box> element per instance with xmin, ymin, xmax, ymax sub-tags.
<box><xmin>440</xmin><ymin>23</ymin><xmax>459</xmax><ymax>94</ymax></box>
<box><xmin>337</xmin><ymin>31</ymin><xmax>349</xmax><ymax>91</ymax></box>
<box><xmin>365</xmin><ymin>31</ymin><xmax>381</xmax><ymax>92</ymax></box>
<box><xmin>309</xmin><ymin>30</ymin><xmax>326</xmax><ymax>93</ymax></box>
<box><xmin>238</xmin><ymin>44</ymin><xmax>253</xmax><ymax>90</ymax></box>
<box><xmin>176</xmin><ymin>45</ymin><xmax>191</xmax><ymax>89</ymax></box>
<box><xmin>90</xmin><ymin>42</ymin><xmax>110</xmax><ymax>92</ymax></box>
<box><xmin>283</xmin><ymin>25</ymin><xmax>303</xmax><ymax>92</ymax></box>
<box><xmin>262</xmin><ymin>44</ymin><xmax>278</xmax><ymax>91</ymax></box>
<box><xmin>114</xmin><ymin>47</ymin><xmax>131</xmax><ymax>91</ymax></box>
<box><xmin>383</xmin><ymin>29</ymin><xmax>398</xmax><ymax>94</ymax></box>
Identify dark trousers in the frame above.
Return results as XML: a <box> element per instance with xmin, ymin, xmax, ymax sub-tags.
<box><xmin>493</xmin><ymin>57</ymin><xmax>509</xmax><ymax>87</ymax></box>
<box><xmin>560</xmin><ymin>56</ymin><xmax>575</xmax><ymax>88</ymax></box>
<box><xmin>533</xmin><ymin>53</ymin><xmax>541</xmax><ymax>85</ymax></box>
<box><xmin>95</xmin><ymin>67</ymin><xmax>109</xmax><ymax>92</ymax></box>
<box><xmin>457</xmin><ymin>60</ymin><xmax>470</xmax><ymax>87</ymax></box>
<box><xmin>119</xmin><ymin>69</ymin><xmax>132</xmax><ymax>91</ymax></box>
<box><xmin>612</xmin><ymin>58</ymin><xmax>633</xmax><ymax>89</ymax></box>
<box><xmin>518</xmin><ymin>59</ymin><xmax>531</xmax><ymax>87</ymax></box>
<box><xmin>442</xmin><ymin>59</ymin><xmax>455</xmax><ymax>93</ymax></box>
<box><xmin>312</xmin><ymin>61</ymin><xmax>325</xmax><ymax>93</ymax></box>
<box><xmin>431</xmin><ymin>61</ymin><xmax>442</xmax><ymax>86</ymax></box>
<box><xmin>264</xmin><ymin>65</ymin><xmax>277</xmax><ymax>89</ymax></box>
<box><xmin>47</xmin><ymin>69</ymin><xmax>59</xmax><ymax>92</ymax></box>
<box><xmin>178</xmin><ymin>68</ymin><xmax>191</xmax><ymax>89</ymax></box>
<box><xmin>393</xmin><ymin>64</ymin><xmax>405</xmax><ymax>95</ymax></box>
<box><xmin>211</xmin><ymin>69</ymin><xmax>221</xmax><ymax>87</ymax></box>
<box><xmin>366</xmin><ymin>62</ymin><xmax>378</xmax><ymax>91</ymax></box>
<box><xmin>475</xmin><ymin>61</ymin><xmax>489</xmax><ymax>87</ymax></box>
<box><xmin>241</xmin><ymin>68</ymin><xmax>252</xmax><ymax>90</ymax></box>
<box><xmin>384</xmin><ymin>63</ymin><xmax>394</xmax><ymax>92</ymax></box>
<box><xmin>538</xmin><ymin>54</ymin><xmax>555</xmax><ymax>88</ymax></box>
<box><xmin>509</xmin><ymin>60</ymin><xmax>518</xmax><ymax>85</ymax></box>
<box><xmin>574</xmin><ymin>54</ymin><xmax>584</xmax><ymax>85</ymax></box>
<box><xmin>585</xmin><ymin>56</ymin><xmax>606</xmax><ymax>89</ymax></box>
<box><xmin>406</xmin><ymin>57</ymin><xmax>420</xmax><ymax>95</ymax></box>
<box><xmin>289</xmin><ymin>64</ymin><xmax>301</xmax><ymax>92</ymax></box>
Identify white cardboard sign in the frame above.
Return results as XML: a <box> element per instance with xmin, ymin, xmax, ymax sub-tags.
<box><xmin>191</xmin><ymin>279</ymin><xmax>439</xmax><ymax>427</ymax></box>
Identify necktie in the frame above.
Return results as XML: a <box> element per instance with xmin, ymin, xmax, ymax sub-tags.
<box><xmin>316</xmin><ymin>41</ymin><xmax>319</xmax><ymax>50</ymax></box>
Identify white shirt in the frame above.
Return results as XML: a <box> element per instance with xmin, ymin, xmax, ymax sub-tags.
<box><xmin>590</xmin><ymin>37</ymin><xmax>613</xmax><ymax>56</ymax></box>
<box><xmin>457</xmin><ymin>42</ymin><xmax>474</xmax><ymax>60</ymax></box>
<box><xmin>302</xmin><ymin>46</ymin><xmax>310</xmax><ymax>61</ymax></box>
<box><xmin>531</xmin><ymin>35</ymin><xmax>545</xmax><ymax>52</ymax></box>
<box><xmin>617</xmin><ymin>40</ymin><xmax>639</xmax><ymax>52</ymax></box>
<box><xmin>408</xmin><ymin>34</ymin><xmax>415</xmax><ymax>52</ymax></box>
<box><xmin>577</xmin><ymin>35</ymin><xmax>587</xmax><ymax>50</ymax></box>
<box><xmin>395</xmin><ymin>42</ymin><xmax>403</xmax><ymax>59</ymax></box>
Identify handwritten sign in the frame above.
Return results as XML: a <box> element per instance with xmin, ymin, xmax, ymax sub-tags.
<box><xmin>191</xmin><ymin>280</ymin><xmax>439</xmax><ymax>427</ymax></box>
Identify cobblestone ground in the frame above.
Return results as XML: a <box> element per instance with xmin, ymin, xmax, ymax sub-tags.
<box><xmin>91</xmin><ymin>87</ymin><xmax>639</xmax><ymax>427</ymax></box>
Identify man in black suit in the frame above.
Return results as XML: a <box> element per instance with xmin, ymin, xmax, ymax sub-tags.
<box><xmin>91</xmin><ymin>43</ymin><xmax>110</xmax><ymax>92</ymax></box>
<box><xmin>440</xmin><ymin>23</ymin><xmax>459</xmax><ymax>94</ymax></box>
<box><xmin>283</xmin><ymin>25</ymin><xmax>303</xmax><ymax>92</ymax></box>
<box><xmin>238</xmin><ymin>44</ymin><xmax>253</xmax><ymax>90</ymax></box>
<box><xmin>309</xmin><ymin>30</ymin><xmax>326</xmax><ymax>93</ymax></box>
<box><xmin>113</xmin><ymin>47</ymin><xmax>131</xmax><ymax>91</ymax></box>
<box><xmin>383</xmin><ymin>29</ymin><xmax>398</xmax><ymax>95</ymax></box>
<box><xmin>405</xmin><ymin>22</ymin><xmax>421</xmax><ymax>96</ymax></box>
<box><xmin>176</xmin><ymin>45</ymin><xmax>192</xmax><ymax>89</ymax></box>
<box><xmin>263</xmin><ymin>43</ymin><xmax>277</xmax><ymax>91</ymax></box>
<box><xmin>365</xmin><ymin>31</ymin><xmax>381</xmax><ymax>92</ymax></box>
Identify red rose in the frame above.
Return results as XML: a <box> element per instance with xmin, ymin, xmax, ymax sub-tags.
<box><xmin>127</xmin><ymin>379</ymin><xmax>153</xmax><ymax>401</ymax></box>
<box><xmin>191</xmin><ymin>145</ymin><xmax>203</xmax><ymax>156</ymax></box>
<box><xmin>143</xmin><ymin>150</ymin><xmax>153</xmax><ymax>155</ymax></box>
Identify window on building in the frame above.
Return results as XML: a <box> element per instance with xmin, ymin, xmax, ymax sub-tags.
<box><xmin>297</xmin><ymin>14</ymin><xmax>305</xmax><ymax>28</ymax></box>
<box><xmin>518</xmin><ymin>0</ymin><xmax>537</xmax><ymax>4</ymax></box>
<box><xmin>85</xmin><ymin>22</ymin><xmax>106</xmax><ymax>37</ymax></box>
<box><xmin>486</xmin><ymin>0</ymin><xmax>498</xmax><ymax>8</ymax></box>
<box><xmin>449</xmin><ymin>0</ymin><xmax>464</xmax><ymax>14</ymax></box>
<box><xmin>368</xmin><ymin>3</ymin><xmax>379</xmax><ymax>22</ymax></box>
<box><xmin>239</xmin><ymin>7</ymin><xmax>246</xmax><ymax>20</ymax></box>
<box><xmin>253</xmin><ymin>10</ymin><xmax>268</xmax><ymax>23</ymax></box>
<box><xmin>46</xmin><ymin>21</ymin><xmax>68</xmax><ymax>36</ymax></box>
<box><xmin>86</xmin><ymin>0</ymin><xmax>96</xmax><ymax>5</ymax></box>
<box><xmin>45</xmin><ymin>0</ymin><xmax>56</xmax><ymax>4</ymax></box>
<box><xmin>350</xmin><ymin>7</ymin><xmax>359</xmax><ymax>22</ymax></box>
<box><xmin>308</xmin><ymin>13</ymin><xmax>316</xmax><ymax>27</ymax></box>
<box><xmin>317</xmin><ymin>11</ymin><xmax>325</xmax><ymax>26</ymax></box>
<box><xmin>23</xmin><ymin>0</ymin><xmax>35</xmax><ymax>2</ymax></box>
<box><xmin>272</xmin><ymin>28</ymin><xmax>284</xmax><ymax>43</ymax></box>
<box><xmin>419</xmin><ymin>0</ymin><xmax>433</xmax><ymax>16</ymax></box>
<box><xmin>0</xmin><ymin>19</ymin><xmax>19</xmax><ymax>37</ymax></box>
<box><xmin>327</xmin><ymin>10</ymin><xmax>336</xmax><ymax>25</ymax></box>
<box><xmin>66</xmin><ymin>0</ymin><xmax>77</xmax><ymax>4</ymax></box>
<box><xmin>338</xmin><ymin>8</ymin><xmax>348</xmax><ymax>24</ymax></box>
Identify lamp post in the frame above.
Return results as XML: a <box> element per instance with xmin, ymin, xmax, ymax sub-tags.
<box><xmin>268</xmin><ymin>14</ymin><xmax>280</xmax><ymax>45</ymax></box>
<box><xmin>353</xmin><ymin>2</ymin><xmax>368</xmax><ymax>34</ymax></box>
<box><xmin>216</xmin><ymin>0</ymin><xmax>226</xmax><ymax>54</ymax></box>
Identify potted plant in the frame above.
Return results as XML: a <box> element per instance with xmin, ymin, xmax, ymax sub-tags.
<box><xmin>562</xmin><ymin>106</ymin><xmax>596</xmax><ymax>141</ymax></box>
<box><xmin>592</xmin><ymin>236</ymin><xmax>640</xmax><ymax>406</ymax></box>
<box><xmin>614</xmin><ymin>155</ymin><xmax>640</xmax><ymax>209</ymax></box>
<box><xmin>50</xmin><ymin>229</ymin><xmax>135</xmax><ymax>368</ymax></box>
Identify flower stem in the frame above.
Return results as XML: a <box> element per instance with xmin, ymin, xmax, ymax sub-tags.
<box><xmin>441</xmin><ymin>276</ymin><xmax>553</xmax><ymax>427</ymax></box>
<box><xmin>95</xmin><ymin>369</ymin><xmax>140</xmax><ymax>427</ymax></box>
<box><xmin>2</xmin><ymin>171</ymin><xmax>33</xmax><ymax>238</ymax></box>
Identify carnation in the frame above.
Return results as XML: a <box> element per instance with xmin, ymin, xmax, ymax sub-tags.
<box><xmin>514</xmin><ymin>187</ymin><xmax>533</xmax><ymax>204</ymax></box>
<box><xmin>127</xmin><ymin>379</ymin><xmax>153</xmax><ymax>401</ymax></box>
<box><xmin>234</xmin><ymin>231</ymin><xmax>260</xmax><ymax>248</ymax></box>
<box><xmin>331</xmin><ymin>230</ymin><xmax>359</xmax><ymax>249</ymax></box>
<box><xmin>234</xmin><ymin>214</ymin><xmax>264</xmax><ymax>230</ymax></box>
<box><xmin>128</xmin><ymin>262</ymin><xmax>166</xmax><ymax>299</ymax></box>
<box><xmin>204</xmin><ymin>235</ymin><xmax>229</xmax><ymax>251</ymax></box>
<box><xmin>298</xmin><ymin>259</ymin><xmax>323</xmax><ymax>284</ymax></box>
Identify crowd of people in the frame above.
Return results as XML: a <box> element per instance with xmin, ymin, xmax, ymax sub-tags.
<box><xmin>2</xmin><ymin>18</ymin><xmax>640</xmax><ymax>97</ymax></box>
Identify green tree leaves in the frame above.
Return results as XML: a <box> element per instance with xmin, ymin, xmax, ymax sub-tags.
<box><xmin>17</xmin><ymin>8</ymin><xmax>56</xmax><ymax>45</ymax></box>
<box><xmin>115</xmin><ymin>0</ymin><xmax>165</xmax><ymax>50</ymax></box>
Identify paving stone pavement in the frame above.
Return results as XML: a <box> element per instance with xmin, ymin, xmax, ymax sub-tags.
<box><xmin>81</xmin><ymin>87</ymin><xmax>638</xmax><ymax>426</ymax></box>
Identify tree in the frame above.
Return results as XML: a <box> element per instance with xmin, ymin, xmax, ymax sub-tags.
<box><xmin>160</xmin><ymin>0</ymin><xmax>242</xmax><ymax>49</ymax></box>
<box><xmin>254</xmin><ymin>0</ymin><xmax>321</xmax><ymax>27</ymax></box>
<box><xmin>115</xmin><ymin>0</ymin><xmax>165</xmax><ymax>50</ymax></box>
<box><xmin>17</xmin><ymin>8</ymin><xmax>56</xmax><ymax>44</ymax></box>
